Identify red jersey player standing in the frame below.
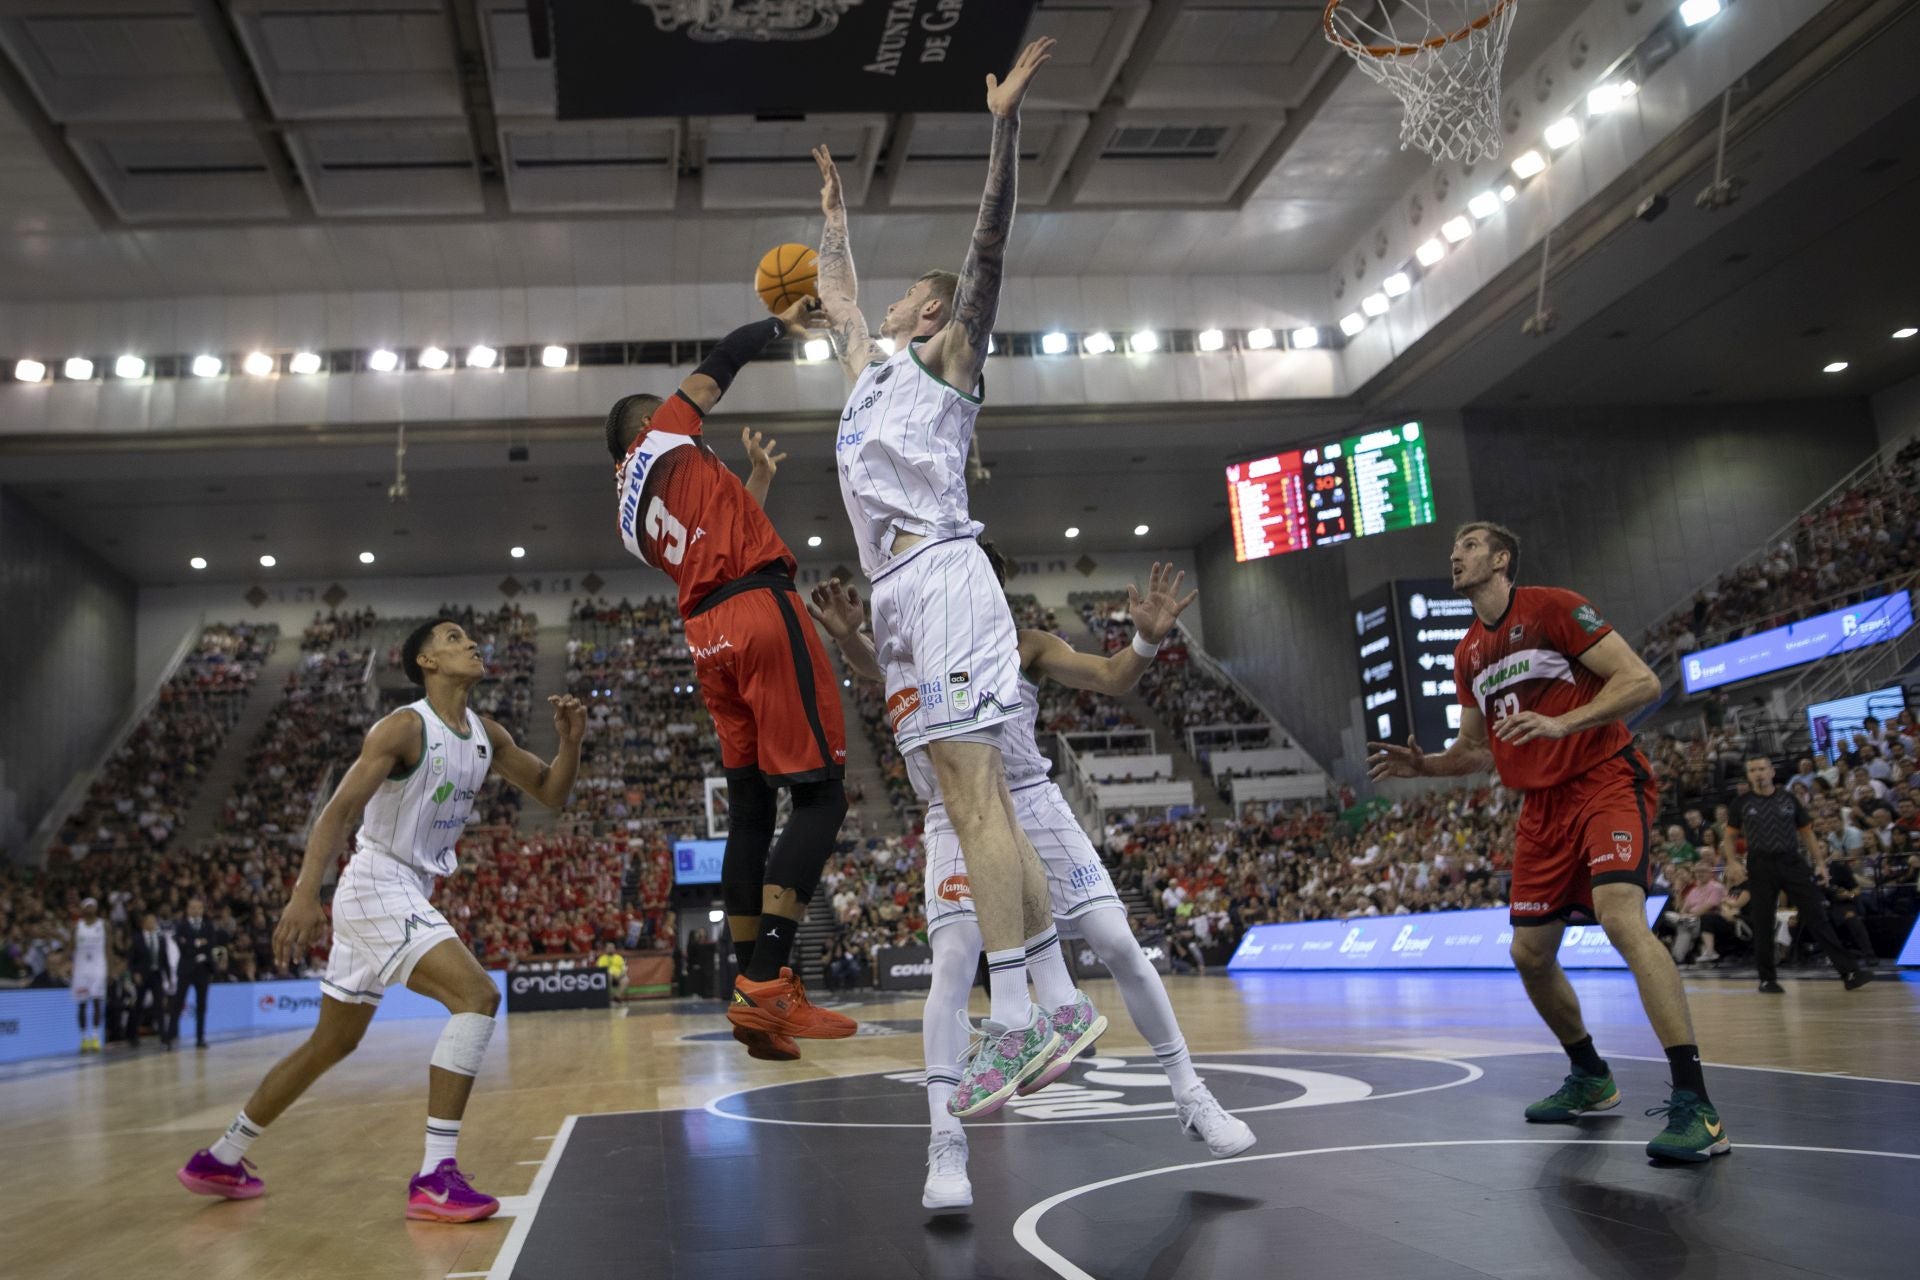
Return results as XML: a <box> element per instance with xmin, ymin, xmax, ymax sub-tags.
<box><xmin>606</xmin><ymin>298</ymin><xmax>854</xmax><ymax>1061</ymax></box>
<box><xmin>1369</xmin><ymin>522</ymin><xmax>1729</xmax><ymax>1163</ymax></box>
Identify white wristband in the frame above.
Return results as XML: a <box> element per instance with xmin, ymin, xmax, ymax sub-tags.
<box><xmin>1131</xmin><ymin>632</ymin><xmax>1163</xmax><ymax>660</ymax></box>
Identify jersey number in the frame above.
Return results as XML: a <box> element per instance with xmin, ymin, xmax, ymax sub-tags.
<box><xmin>1490</xmin><ymin>692</ymin><xmax>1521</xmax><ymax>724</ymax></box>
<box><xmin>645</xmin><ymin>496</ymin><xmax>688</xmax><ymax>565</ymax></box>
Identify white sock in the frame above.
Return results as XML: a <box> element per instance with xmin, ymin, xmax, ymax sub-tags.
<box><xmin>422</xmin><ymin>1116</ymin><xmax>461</xmax><ymax>1175</ymax></box>
<box><xmin>1157</xmin><ymin>1040</ymin><xmax>1202</xmax><ymax>1096</ymax></box>
<box><xmin>985</xmin><ymin>946</ymin><xmax>1031</xmax><ymax>1027</ymax></box>
<box><xmin>926</xmin><ymin>1079</ymin><xmax>963</xmax><ymax>1137</ymax></box>
<box><xmin>925</xmin><ymin>925</ymin><xmax>978</xmax><ymax>1139</ymax></box>
<box><xmin>210</xmin><ymin>1111</ymin><xmax>263</xmax><ymax>1166</ymax></box>
<box><xmin>1024</xmin><ymin>928</ymin><xmax>1077</xmax><ymax>1010</ymax></box>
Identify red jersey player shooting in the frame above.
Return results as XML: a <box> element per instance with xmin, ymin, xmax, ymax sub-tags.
<box><xmin>605</xmin><ymin>298</ymin><xmax>856</xmax><ymax>1062</ymax></box>
<box><xmin>1367</xmin><ymin>521</ymin><xmax>1730</xmax><ymax>1164</ymax></box>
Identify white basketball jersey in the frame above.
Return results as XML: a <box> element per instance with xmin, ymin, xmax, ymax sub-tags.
<box><xmin>909</xmin><ymin>670</ymin><xmax>1052</xmax><ymax>807</ymax></box>
<box><xmin>835</xmin><ymin>337</ymin><xmax>985</xmax><ymax>577</ymax></box>
<box><xmin>353</xmin><ymin>700</ymin><xmax>491</xmax><ymax>877</ymax></box>
<box><xmin>72</xmin><ymin>919</ymin><xmax>107</xmax><ymax>974</ymax></box>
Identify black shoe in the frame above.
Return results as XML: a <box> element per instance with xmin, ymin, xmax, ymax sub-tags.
<box><xmin>1843</xmin><ymin>970</ymin><xmax>1874</xmax><ymax>991</ymax></box>
<box><xmin>196</xmin><ymin>1040</ymin><xmax>209</xmax><ymax>1049</ymax></box>
<box><xmin>1758</xmin><ymin>981</ymin><xmax>1784</xmax><ymax>994</ymax></box>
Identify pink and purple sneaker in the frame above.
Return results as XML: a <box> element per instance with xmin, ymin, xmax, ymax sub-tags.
<box><xmin>406</xmin><ymin>1159</ymin><xmax>500</xmax><ymax>1223</ymax></box>
<box><xmin>177</xmin><ymin>1149</ymin><xmax>264</xmax><ymax>1200</ymax></box>
<box><xmin>1018</xmin><ymin>989</ymin><xmax>1109</xmax><ymax>1097</ymax></box>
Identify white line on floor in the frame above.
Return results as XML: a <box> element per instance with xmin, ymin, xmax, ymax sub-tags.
<box><xmin>485</xmin><ymin>1114</ymin><xmax>577</xmax><ymax>1280</ymax></box>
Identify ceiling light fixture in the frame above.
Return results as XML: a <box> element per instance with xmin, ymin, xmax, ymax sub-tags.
<box><xmin>1291</xmin><ymin>327</ymin><xmax>1320</xmax><ymax>350</ymax></box>
<box><xmin>467</xmin><ymin>344</ymin><xmax>498</xmax><ymax>369</ymax></box>
<box><xmin>1040</xmin><ymin>331</ymin><xmax>1070</xmax><ymax>355</ymax></box>
<box><xmin>1133</xmin><ymin>524</ymin><xmax>1150</xmax><ymax>537</ymax></box>
<box><xmin>243</xmin><ymin>351</ymin><xmax>275</xmax><ymax>377</ymax></box>
<box><xmin>1500</xmin><ymin>183</ymin><xmax>1518</xmax><ymax>202</ymax></box>
<box><xmin>802</xmin><ymin>338</ymin><xmax>832</xmax><ymax>362</ymax></box>
<box><xmin>1468</xmin><ymin>191</ymin><xmax>1501</xmax><ymax>220</ymax></box>
<box><xmin>115</xmin><ymin>355</ymin><xmax>147</xmax><ymax>379</ymax></box>
<box><xmin>1894</xmin><ymin>327</ymin><xmax>1917</xmax><ymax>340</ymax></box>
<box><xmin>358</xmin><ymin>551</ymin><xmax>375</xmax><ymax>564</ymax></box>
<box><xmin>807</xmin><ymin>535</ymin><xmax>822</xmax><ymax>548</ymax></box>
<box><xmin>1245</xmin><ymin>327</ymin><xmax>1276</xmax><ymax>350</ymax></box>
<box><xmin>1340</xmin><ymin>313</ymin><xmax>1367</xmax><ymax>337</ymax></box>
<box><xmin>540</xmin><ymin>345</ymin><xmax>569</xmax><ymax>369</ymax></box>
<box><xmin>189</xmin><ymin>556</ymin><xmax>207</xmax><ymax>570</ymax></box>
<box><xmin>1416</xmin><ymin>238</ymin><xmax>1446</xmax><ymax>266</ymax></box>
<box><xmin>1679</xmin><ymin>0</ymin><xmax>1722</xmax><ymax>27</ymax></box>
<box><xmin>1361</xmin><ymin>294</ymin><xmax>1390</xmax><ymax>318</ymax></box>
<box><xmin>1823</xmin><ymin>362</ymin><xmax>1849</xmax><ymax>374</ymax></box>
<box><xmin>1382</xmin><ymin>272</ymin><xmax>1412</xmax><ymax>298</ymax></box>
<box><xmin>876</xmin><ymin>336</ymin><xmax>897</xmax><ymax>355</ymax></box>
<box><xmin>289</xmin><ymin>351</ymin><xmax>323</xmax><ymax>375</ymax></box>
<box><xmin>417</xmin><ymin>346</ymin><xmax>449</xmax><ymax>370</ymax></box>
<box><xmin>1441</xmin><ymin>216</ymin><xmax>1474</xmax><ymax>244</ymax></box>
<box><xmin>1510</xmin><ymin>150</ymin><xmax>1547</xmax><ymax>179</ymax></box>
<box><xmin>64</xmin><ymin>357</ymin><xmax>94</xmax><ymax>380</ymax></box>
<box><xmin>1128</xmin><ymin>330</ymin><xmax>1160</xmax><ymax>354</ymax></box>
<box><xmin>368</xmin><ymin>349</ymin><xmax>399</xmax><ymax>373</ymax></box>
<box><xmin>191</xmin><ymin>355</ymin><xmax>222</xmax><ymax>378</ymax></box>
<box><xmin>1197</xmin><ymin>328</ymin><xmax>1225</xmax><ymax>352</ymax></box>
<box><xmin>510</xmin><ymin>545</ymin><xmax>526</xmax><ymax>558</ymax></box>
<box><xmin>1544</xmin><ymin>117</ymin><xmax>1580</xmax><ymax>150</ymax></box>
<box><xmin>1064</xmin><ymin>526</ymin><xmax>1080</xmax><ymax>538</ymax></box>
<box><xmin>258</xmin><ymin>554</ymin><xmax>276</xmax><ymax>568</ymax></box>
<box><xmin>1083</xmin><ymin>332</ymin><xmax>1116</xmax><ymax>355</ymax></box>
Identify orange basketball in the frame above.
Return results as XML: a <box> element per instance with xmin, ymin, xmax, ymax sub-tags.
<box><xmin>755</xmin><ymin>243</ymin><xmax>819</xmax><ymax>313</ymax></box>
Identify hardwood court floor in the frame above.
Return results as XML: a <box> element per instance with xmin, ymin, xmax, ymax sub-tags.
<box><xmin>2</xmin><ymin>969</ymin><xmax>1915</xmax><ymax>1280</ymax></box>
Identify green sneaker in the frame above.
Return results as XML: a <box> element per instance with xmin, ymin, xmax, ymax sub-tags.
<box><xmin>1644</xmin><ymin>1089</ymin><xmax>1731</xmax><ymax>1162</ymax></box>
<box><xmin>947</xmin><ymin>1010</ymin><xmax>1062</xmax><ymax>1120</ymax></box>
<box><xmin>1524</xmin><ymin>1071</ymin><xmax>1621</xmax><ymax>1122</ymax></box>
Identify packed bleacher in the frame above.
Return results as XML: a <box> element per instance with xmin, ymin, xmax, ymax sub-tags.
<box><xmin>224</xmin><ymin>623</ymin><xmax>373</xmax><ymax>844</ymax></box>
<box><xmin>563</xmin><ymin>597</ymin><xmax>718</xmax><ymax>834</ymax></box>
<box><xmin>54</xmin><ymin>622</ymin><xmax>277</xmax><ymax>859</ymax></box>
<box><xmin>1641</xmin><ymin>437</ymin><xmax>1920</xmax><ymax>667</ymax></box>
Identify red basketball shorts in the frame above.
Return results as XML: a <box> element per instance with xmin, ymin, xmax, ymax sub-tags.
<box><xmin>685</xmin><ymin>586</ymin><xmax>846</xmax><ymax>785</ymax></box>
<box><xmin>1509</xmin><ymin>749</ymin><xmax>1656</xmax><ymax>926</ymax></box>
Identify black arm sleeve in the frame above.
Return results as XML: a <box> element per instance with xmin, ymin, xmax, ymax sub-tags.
<box><xmin>694</xmin><ymin>317</ymin><xmax>785</xmax><ymax>394</ymax></box>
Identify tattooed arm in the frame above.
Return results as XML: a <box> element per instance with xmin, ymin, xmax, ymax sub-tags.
<box><xmin>811</xmin><ymin>146</ymin><xmax>885</xmax><ymax>388</ymax></box>
<box><xmin>923</xmin><ymin>36</ymin><xmax>1055</xmax><ymax>392</ymax></box>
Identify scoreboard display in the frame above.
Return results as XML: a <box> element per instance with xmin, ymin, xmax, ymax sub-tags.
<box><xmin>1226</xmin><ymin>421</ymin><xmax>1436</xmax><ymax>563</ymax></box>
<box><xmin>1353</xmin><ymin>578</ymin><xmax>1473</xmax><ymax>750</ymax></box>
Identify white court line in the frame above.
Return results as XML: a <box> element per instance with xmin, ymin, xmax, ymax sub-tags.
<box><xmin>515</xmin><ymin>1160</ymin><xmax>544</xmax><ymax>1165</ymax></box>
<box><xmin>1011</xmin><ymin>1139</ymin><xmax>1920</xmax><ymax>1280</ymax></box>
<box><xmin>699</xmin><ymin>1048</ymin><xmax>1483</xmax><ymax>1130</ymax></box>
<box><xmin>483</xmin><ymin>1113</ymin><xmax>578</xmax><ymax>1280</ymax></box>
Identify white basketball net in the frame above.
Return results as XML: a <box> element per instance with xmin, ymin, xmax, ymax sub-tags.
<box><xmin>1325</xmin><ymin>0</ymin><xmax>1519</xmax><ymax>165</ymax></box>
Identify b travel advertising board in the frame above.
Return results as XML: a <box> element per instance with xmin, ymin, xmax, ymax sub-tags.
<box><xmin>1682</xmin><ymin>591</ymin><xmax>1913</xmax><ymax>694</ymax></box>
<box><xmin>1228</xmin><ymin>898</ymin><xmax>1666</xmax><ymax>972</ymax></box>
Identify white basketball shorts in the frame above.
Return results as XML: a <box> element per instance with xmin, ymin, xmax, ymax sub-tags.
<box><xmin>321</xmin><ymin>851</ymin><xmax>459</xmax><ymax>1005</ymax></box>
<box><xmin>870</xmin><ymin>536</ymin><xmax>1024</xmax><ymax>751</ymax></box>
<box><xmin>922</xmin><ymin>780</ymin><xmax>1122</xmax><ymax>936</ymax></box>
<box><xmin>71</xmin><ymin>967</ymin><xmax>108</xmax><ymax>1002</ymax></box>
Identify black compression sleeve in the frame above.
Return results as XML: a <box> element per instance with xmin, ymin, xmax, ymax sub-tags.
<box><xmin>694</xmin><ymin>317</ymin><xmax>784</xmax><ymax>395</ymax></box>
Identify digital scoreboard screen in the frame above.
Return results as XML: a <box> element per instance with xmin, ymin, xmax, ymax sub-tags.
<box><xmin>1226</xmin><ymin>421</ymin><xmax>1436</xmax><ymax>563</ymax></box>
<box><xmin>1354</xmin><ymin>578</ymin><xmax>1472</xmax><ymax>750</ymax></box>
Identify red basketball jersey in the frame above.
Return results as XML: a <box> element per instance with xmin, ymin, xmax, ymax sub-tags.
<box><xmin>613</xmin><ymin>392</ymin><xmax>796</xmax><ymax>618</ymax></box>
<box><xmin>1454</xmin><ymin>585</ymin><xmax>1631</xmax><ymax>791</ymax></box>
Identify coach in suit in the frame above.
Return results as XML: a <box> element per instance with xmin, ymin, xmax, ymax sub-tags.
<box><xmin>173</xmin><ymin>897</ymin><xmax>224</xmax><ymax>1049</ymax></box>
<box><xmin>129</xmin><ymin>913</ymin><xmax>180</xmax><ymax>1049</ymax></box>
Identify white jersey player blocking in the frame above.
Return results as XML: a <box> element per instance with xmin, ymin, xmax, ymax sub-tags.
<box><xmin>321</xmin><ymin>699</ymin><xmax>487</xmax><ymax>1005</ymax></box>
<box><xmin>839</xmin><ymin>338</ymin><xmax>1023</xmax><ymax>746</ymax></box>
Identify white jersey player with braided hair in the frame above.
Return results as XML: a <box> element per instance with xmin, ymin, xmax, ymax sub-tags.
<box><xmin>811</xmin><ymin>555</ymin><xmax>1254</xmax><ymax>1212</ymax></box>
<box><xmin>812</xmin><ymin>35</ymin><xmax>1088</xmax><ymax>1119</ymax></box>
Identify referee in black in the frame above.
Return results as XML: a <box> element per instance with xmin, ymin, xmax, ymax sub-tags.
<box><xmin>1725</xmin><ymin>755</ymin><xmax>1872</xmax><ymax>993</ymax></box>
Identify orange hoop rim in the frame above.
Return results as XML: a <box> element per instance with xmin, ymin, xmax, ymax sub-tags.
<box><xmin>1324</xmin><ymin>0</ymin><xmax>1519</xmax><ymax>60</ymax></box>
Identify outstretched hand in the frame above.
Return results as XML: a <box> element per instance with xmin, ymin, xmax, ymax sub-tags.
<box><xmin>775</xmin><ymin>294</ymin><xmax>827</xmax><ymax>338</ymax></box>
<box><xmin>807</xmin><ymin>579</ymin><xmax>865</xmax><ymax>640</ymax></box>
<box><xmin>741</xmin><ymin>428</ymin><xmax>788</xmax><ymax>476</ymax></box>
<box><xmin>1366</xmin><ymin>735</ymin><xmax>1428</xmax><ymax>782</ymax></box>
<box><xmin>549</xmin><ymin>693</ymin><xmax>586</xmax><ymax>744</ymax></box>
<box><xmin>812</xmin><ymin>145</ymin><xmax>844</xmax><ymax>216</ymax></box>
<box><xmin>1127</xmin><ymin>562</ymin><xmax>1197</xmax><ymax>645</ymax></box>
<box><xmin>987</xmin><ymin>36</ymin><xmax>1055</xmax><ymax>117</ymax></box>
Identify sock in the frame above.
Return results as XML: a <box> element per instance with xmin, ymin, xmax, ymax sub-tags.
<box><xmin>1156</xmin><ymin>1039</ymin><xmax>1202</xmax><ymax>1096</ymax></box>
<box><xmin>926</xmin><ymin>1076</ymin><xmax>963</xmax><ymax>1137</ymax></box>
<box><xmin>1665</xmin><ymin>1044</ymin><xmax>1709</xmax><ymax>1101</ymax></box>
<box><xmin>1563</xmin><ymin>1035</ymin><xmax>1608</xmax><ymax>1079</ymax></box>
<box><xmin>422</xmin><ymin>1116</ymin><xmax>462</xmax><ymax>1176</ymax></box>
<box><xmin>986</xmin><ymin>947</ymin><xmax>1032</xmax><ymax>1027</ymax></box>
<box><xmin>210</xmin><ymin>1111</ymin><xmax>263</xmax><ymax>1166</ymax></box>
<box><xmin>1024</xmin><ymin>929</ymin><xmax>1076</xmax><ymax>1010</ymax></box>
<box><xmin>744</xmin><ymin>913</ymin><xmax>799</xmax><ymax>983</ymax></box>
<box><xmin>732</xmin><ymin>937</ymin><xmax>756</xmax><ymax>975</ymax></box>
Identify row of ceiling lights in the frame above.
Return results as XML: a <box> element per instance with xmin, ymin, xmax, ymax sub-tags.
<box><xmin>12</xmin><ymin>343</ymin><xmax>568</xmax><ymax>383</ymax></box>
<box><xmin>796</xmin><ymin>325</ymin><xmax>1315</xmax><ymax>364</ymax></box>
<box><xmin>188</xmin><ymin>546</ymin><xmax>531</xmax><ymax>571</ymax></box>
<box><xmin>1822</xmin><ymin>327</ymin><xmax>1917</xmax><ymax>376</ymax></box>
<box><xmin>1336</xmin><ymin>0</ymin><xmax>1733</xmax><ymax>341</ymax></box>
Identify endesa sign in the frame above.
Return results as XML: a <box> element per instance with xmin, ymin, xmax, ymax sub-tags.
<box><xmin>1228</xmin><ymin>897</ymin><xmax>1666</xmax><ymax>972</ymax></box>
<box><xmin>1682</xmin><ymin>590</ymin><xmax>1913</xmax><ymax>694</ymax></box>
<box><xmin>507</xmin><ymin>969</ymin><xmax>611</xmax><ymax>1012</ymax></box>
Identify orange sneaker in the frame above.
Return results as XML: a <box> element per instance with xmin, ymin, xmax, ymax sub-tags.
<box><xmin>731</xmin><ymin>1023</ymin><xmax>801</xmax><ymax>1062</ymax></box>
<box><xmin>727</xmin><ymin>967</ymin><xmax>858</xmax><ymax>1040</ymax></box>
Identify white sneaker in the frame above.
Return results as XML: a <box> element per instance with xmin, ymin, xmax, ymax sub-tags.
<box><xmin>922</xmin><ymin>1129</ymin><xmax>972</xmax><ymax>1211</ymax></box>
<box><xmin>1177</xmin><ymin>1083</ymin><xmax>1256</xmax><ymax>1158</ymax></box>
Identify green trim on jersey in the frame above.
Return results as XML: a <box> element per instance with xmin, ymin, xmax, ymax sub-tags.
<box><xmin>908</xmin><ymin>337</ymin><xmax>984</xmax><ymax>406</ymax></box>
<box><xmin>426</xmin><ymin>701</ymin><xmax>473</xmax><ymax>740</ymax></box>
<box><xmin>388</xmin><ymin>711</ymin><xmax>427</xmax><ymax>781</ymax></box>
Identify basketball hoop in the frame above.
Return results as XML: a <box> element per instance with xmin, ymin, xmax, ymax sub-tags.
<box><xmin>1325</xmin><ymin>0</ymin><xmax>1519</xmax><ymax>165</ymax></box>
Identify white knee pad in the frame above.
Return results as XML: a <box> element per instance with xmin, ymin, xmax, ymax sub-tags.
<box><xmin>429</xmin><ymin>1012</ymin><xmax>496</xmax><ymax>1077</ymax></box>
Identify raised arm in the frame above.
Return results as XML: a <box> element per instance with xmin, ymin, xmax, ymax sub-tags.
<box><xmin>922</xmin><ymin>36</ymin><xmax>1055</xmax><ymax>392</ymax></box>
<box><xmin>808</xmin><ymin>579</ymin><xmax>884</xmax><ymax>682</ymax></box>
<box><xmin>271</xmin><ymin>710</ymin><xmax>417</xmax><ymax>968</ymax></box>
<box><xmin>1023</xmin><ymin>562</ymin><xmax>1197</xmax><ymax>696</ymax></box>
<box><xmin>740</xmin><ymin>428</ymin><xmax>786</xmax><ymax>509</ymax></box>
<box><xmin>483</xmin><ymin>695</ymin><xmax>586</xmax><ymax>810</ymax></box>
<box><xmin>677</xmin><ymin>298</ymin><xmax>823</xmax><ymax>414</ymax></box>
<box><xmin>811</xmin><ymin>145</ymin><xmax>885</xmax><ymax>387</ymax></box>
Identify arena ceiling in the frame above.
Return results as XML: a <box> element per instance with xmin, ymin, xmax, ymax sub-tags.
<box><xmin>0</xmin><ymin>0</ymin><xmax>1589</xmax><ymax>299</ymax></box>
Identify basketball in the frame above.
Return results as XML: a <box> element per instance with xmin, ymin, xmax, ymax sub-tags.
<box><xmin>755</xmin><ymin>243</ymin><xmax>819</xmax><ymax>313</ymax></box>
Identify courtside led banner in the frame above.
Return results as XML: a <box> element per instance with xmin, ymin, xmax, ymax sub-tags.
<box><xmin>1227</xmin><ymin>898</ymin><xmax>1666</xmax><ymax>972</ymax></box>
<box><xmin>550</xmin><ymin>1</ymin><xmax>1040</xmax><ymax>119</ymax></box>
<box><xmin>1682</xmin><ymin>590</ymin><xmax>1913</xmax><ymax>694</ymax></box>
<box><xmin>1897</xmin><ymin>917</ymin><xmax>1920</xmax><ymax>968</ymax></box>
